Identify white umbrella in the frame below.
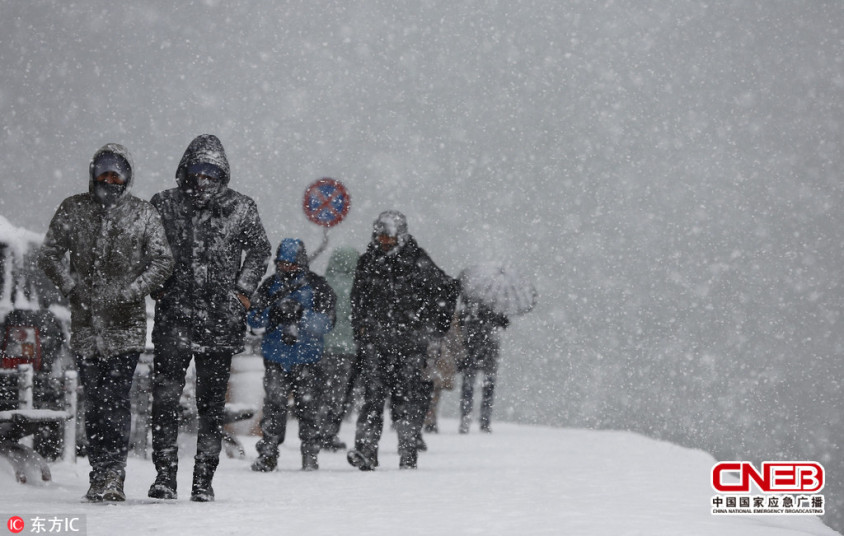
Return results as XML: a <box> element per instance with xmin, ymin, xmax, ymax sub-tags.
<box><xmin>459</xmin><ymin>263</ymin><xmax>537</xmax><ymax>317</ymax></box>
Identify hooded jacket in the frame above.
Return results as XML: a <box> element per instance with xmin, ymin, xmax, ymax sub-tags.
<box><xmin>247</xmin><ymin>240</ymin><xmax>336</xmax><ymax>370</ymax></box>
<box><xmin>322</xmin><ymin>247</ymin><xmax>360</xmax><ymax>355</ymax></box>
<box><xmin>38</xmin><ymin>143</ymin><xmax>174</xmax><ymax>358</ymax></box>
<box><xmin>150</xmin><ymin>134</ymin><xmax>271</xmax><ymax>353</ymax></box>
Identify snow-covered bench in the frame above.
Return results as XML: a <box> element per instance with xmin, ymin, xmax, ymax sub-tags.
<box><xmin>0</xmin><ymin>408</ymin><xmax>71</xmax><ymax>483</ymax></box>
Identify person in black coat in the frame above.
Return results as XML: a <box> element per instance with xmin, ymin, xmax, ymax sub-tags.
<box><xmin>457</xmin><ymin>297</ymin><xmax>509</xmax><ymax>434</ymax></box>
<box><xmin>346</xmin><ymin>210</ymin><xmax>457</xmax><ymax>470</ymax></box>
<box><xmin>39</xmin><ymin>143</ymin><xmax>173</xmax><ymax>502</ymax></box>
<box><xmin>148</xmin><ymin>134</ymin><xmax>271</xmax><ymax>502</ymax></box>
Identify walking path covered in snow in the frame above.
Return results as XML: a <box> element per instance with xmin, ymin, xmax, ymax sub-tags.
<box><xmin>1</xmin><ymin>421</ymin><xmax>837</xmax><ymax>535</ymax></box>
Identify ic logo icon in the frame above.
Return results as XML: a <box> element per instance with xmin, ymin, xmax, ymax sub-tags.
<box><xmin>7</xmin><ymin>516</ymin><xmax>25</xmax><ymax>534</ymax></box>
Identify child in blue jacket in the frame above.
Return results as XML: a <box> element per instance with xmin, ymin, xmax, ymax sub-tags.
<box><xmin>248</xmin><ymin>238</ymin><xmax>336</xmax><ymax>471</ymax></box>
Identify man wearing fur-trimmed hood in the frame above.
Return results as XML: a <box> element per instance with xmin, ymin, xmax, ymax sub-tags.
<box><xmin>148</xmin><ymin>134</ymin><xmax>271</xmax><ymax>502</ymax></box>
<box><xmin>39</xmin><ymin>143</ymin><xmax>174</xmax><ymax>502</ymax></box>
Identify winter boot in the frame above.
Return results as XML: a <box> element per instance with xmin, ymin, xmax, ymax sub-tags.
<box><xmin>399</xmin><ymin>450</ymin><xmax>418</xmax><ymax>470</ymax></box>
<box><xmin>190</xmin><ymin>462</ymin><xmax>216</xmax><ymax>502</ymax></box>
<box><xmin>459</xmin><ymin>415</ymin><xmax>471</xmax><ymax>434</ymax></box>
<box><xmin>415</xmin><ymin>433</ymin><xmax>427</xmax><ymax>452</ymax></box>
<box><xmin>148</xmin><ymin>470</ymin><xmax>178</xmax><ymax>499</ymax></box>
<box><xmin>149</xmin><ymin>451</ymin><xmax>179</xmax><ymax>499</ymax></box>
<box><xmin>252</xmin><ymin>436</ymin><xmax>280</xmax><ymax>472</ymax></box>
<box><xmin>321</xmin><ymin>435</ymin><xmax>347</xmax><ymax>452</ymax></box>
<box><xmin>84</xmin><ymin>472</ymin><xmax>107</xmax><ymax>502</ymax></box>
<box><xmin>251</xmin><ymin>453</ymin><xmax>278</xmax><ymax>472</ymax></box>
<box><xmin>301</xmin><ymin>443</ymin><xmax>320</xmax><ymax>471</ymax></box>
<box><xmin>423</xmin><ymin>404</ymin><xmax>438</xmax><ymax>434</ymax></box>
<box><xmin>302</xmin><ymin>453</ymin><xmax>319</xmax><ymax>471</ymax></box>
<box><xmin>480</xmin><ymin>407</ymin><xmax>493</xmax><ymax>433</ymax></box>
<box><xmin>302</xmin><ymin>451</ymin><xmax>319</xmax><ymax>471</ymax></box>
<box><xmin>346</xmin><ymin>449</ymin><xmax>375</xmax><ymax>471</ymax></box>
<box><xmin>101</xmin><ymin>471</ymin><xmax>126</xmax><ymax>502</ymax></box>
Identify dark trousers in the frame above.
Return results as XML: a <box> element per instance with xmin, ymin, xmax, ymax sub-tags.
<box><xmin>150</xmin><ymin>346</ymin><xmax>233</xmax><ymax>475</ymax></box>
<box><xmin>354</xmin><ymin>339</ymin><xmax>429</xmax><ymax>460</ymax></box>
<box><xmin>256</xmin><ymin>361</ymin><xmax>321</xmax><ymax>457</ymax></box>
<box><xmin>316</xmin><ymin>351</ymin><xmax>357</xmax><ymax>441</ymax></box>
<box><xmin>460</xmin><ymin>365</ymin><xmax>498</xmax><ymax>429</ymax></box>
<box><xmin>76</xmin><ymin>352</ymin><xmax>140</xmax><ymax>479</ymax></box>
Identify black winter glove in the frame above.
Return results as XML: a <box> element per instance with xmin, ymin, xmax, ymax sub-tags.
<box><xmin>269</xmin><ymin>298</ymin><xmax>303</xmax><ymax>328</ymax></box>
<box><xmin>281</xmin><ymin>323</ymin><xmax>299</xmax><ymax>346</ymax></box>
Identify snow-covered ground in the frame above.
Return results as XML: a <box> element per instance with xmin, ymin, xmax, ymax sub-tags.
<box><xmin>1</xmin><ymin>420</ymin><xmax>837</xmax><ymax>536</ymax></box>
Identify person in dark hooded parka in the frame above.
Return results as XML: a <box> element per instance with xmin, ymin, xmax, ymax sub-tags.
<box><xmin>248</xmin><ymin>238</ymin><xmax>336</xmax><ymax>472</ymax></box>
<box><xmin>148</xmin><ymin>134</ymin><xmax>271</xmax><ymax>502</ymax></box>
<box><xmin>39</xmin><ymin>143</ymin><xmax>174</xmax><ymax>502</ymax></box>
<box><xmin>346</xmin><ymin>210</ymin><xmax>458</xmax><ymax>470</ymax></box>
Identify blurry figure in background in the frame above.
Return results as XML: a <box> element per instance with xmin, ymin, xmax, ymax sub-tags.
<box><xmin>39</xmin><ymin>143</ymin><xmax>174</xmax><ymax>502</ymax></box>
<box><xmin>148</xmin><ymin>134</ymin><xmax>271</xmax><ymax>501</ymax></box>
<box><xmin>422</xmin><ymin>312</ymin><xmax>465</xmax><ymax>433</ymax></box>
<box><xmin>249</xmin><ymin>239</ymin><xmax>336</xmax><ymax>472</ymax></box>
<box><xmin>316</xmin><ymin>247</ymin><xmax>360</xmax><ymax>452</ymax></box>
<box><xmin>457</xmin><ymin>297</ymin><xmax>509</xmax><ymax>434</ymax></box>
<box><xmin>347</xmin><ymin>210</ymin><xmax>458</xmax><ymax>470</ymax></box>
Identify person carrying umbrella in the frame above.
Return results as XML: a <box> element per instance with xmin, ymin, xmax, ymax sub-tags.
<box><xmin>457</xmin><ymin>263</ymin><xmax>536</xmax><ymax>433</ymax></box>
<box><xmin>457</xmin><ymin>298</ymin><xmax>509</xmax><ymax>433</ymax></box>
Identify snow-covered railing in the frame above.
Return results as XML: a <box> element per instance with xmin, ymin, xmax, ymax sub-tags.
<box><xmin>17</xmin><ymin>363</ymin><xmax>33</xmax><ymax>411</ymax></box>
<box><xmin>0</xmin><ymin>214</ymin><xmax>45</xmax><ymax>315</ymax></box>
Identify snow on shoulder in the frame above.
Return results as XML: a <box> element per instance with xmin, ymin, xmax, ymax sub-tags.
<box><xmin>0</xmin><ymin>421</ymin><xmax>836</xmax><ymax>536</ymax></box>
